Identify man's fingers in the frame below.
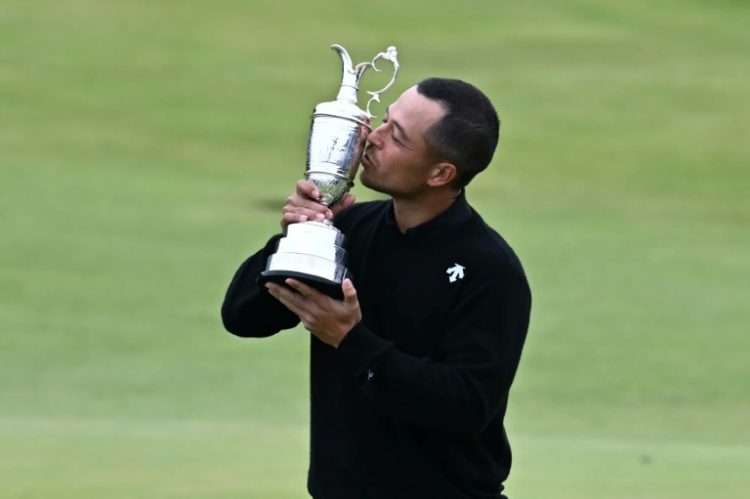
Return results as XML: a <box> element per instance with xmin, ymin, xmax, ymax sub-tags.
<box><xmin>282</xmin><ymin>212</ymin><xmax>307</xmax><ymax>226</ymax></box>
<box><xmin>265</xmin><ymin>282</ymin><xmax>304</xmax><ymax>313</ymax></box>
<box><xmin>285</xmin><ymin>194</ymin><xmax>334</xmax><ymax>220</ymax></box>
<box><xmin>285</xmin><ymin>278</ymin><xmax>320</xmax><ymax>300</ymax></box>
<box><xmin>281</xmin><ymin>204</ymin><xmax>333</xmax><ymax>230</ymax></box>
<box><xmin>285</xmin><ymin>195</ymin><xmax>327</xmax><ymax>213</ymax></box>
<box><xmin>296</xmin><ymin>180</ymin><xmax>321</xmax><ymax>201</ymax></box>
<box><xmin>342</xmin><ymin>278</ymin><xmax>358</xmax><ymax>307</ymax></box>
<box><xmin>266</xmin><ymin>282</ymin><xmax>322</xmax><ymax>328</ymax></box>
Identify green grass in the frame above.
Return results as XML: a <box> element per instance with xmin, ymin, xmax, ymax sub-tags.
<box><xmin>1</xmin><ymin>0</ymin><xmax>749</xmax><ymax>497</ymax></box>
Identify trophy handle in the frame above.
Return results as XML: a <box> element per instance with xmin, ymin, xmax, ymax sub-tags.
<box><xmin>363</xmin><ymin>46</ymin><xmax>400</xmax><ymax>117</ymax></box>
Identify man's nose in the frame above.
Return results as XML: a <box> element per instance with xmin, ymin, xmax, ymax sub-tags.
<box><xmin>367</xmin><ymin>125</ymin><xmax>384</xmax><ymax>146</ymax></box>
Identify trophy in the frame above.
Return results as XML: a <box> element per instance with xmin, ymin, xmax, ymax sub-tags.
<box><xmin>258</xmin><ymin>44</ymin><xmax>400</xmax><ymax>297</ymax></box>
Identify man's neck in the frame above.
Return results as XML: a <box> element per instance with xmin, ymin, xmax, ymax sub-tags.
<box><xmin>392</xmin><ymin>189</ymin><xmax>462</xmax><ymax>234</ymax></box>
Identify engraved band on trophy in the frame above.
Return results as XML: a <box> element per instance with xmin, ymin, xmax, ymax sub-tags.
<box><xmin>258</xmin><ymin>44</ymin><xmax>400</xmax><ymax>297</ymax></box>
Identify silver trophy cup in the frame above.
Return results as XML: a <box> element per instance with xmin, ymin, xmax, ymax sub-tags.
<box><xmin>259</xmin><ymin>44</ymin><xmax>399</xmax><ymax>297</ymax></box>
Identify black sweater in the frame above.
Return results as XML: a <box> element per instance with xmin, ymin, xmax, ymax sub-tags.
<box><xmin>222</xmin><ymin>192</ymin><xmax>531</xmax><ymax>499</ymax></box>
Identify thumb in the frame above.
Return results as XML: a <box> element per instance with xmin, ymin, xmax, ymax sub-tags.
<box><xmin>342</xmin><ymin>278</ymin><xmax>358</xmax><ymax>306</ymax></box>
<box><xmin>342</xmin><ymin>192</ymin><xmax>356</xmax><ymax>208</ymax></box>
<box><xmin>297</xmin><ymin>179</ymin><xmax>320</xmax><ymax>201</ymax></box>
<box><xmin>332</xmin><ymin>193</ymin><xmax>356</xmax><ymax>216</ymax></box>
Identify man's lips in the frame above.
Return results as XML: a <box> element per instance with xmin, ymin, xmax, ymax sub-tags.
<box><xmin>361</xmin><ymin>153</ymin><xmax>374</xmax><ymax>169</ymax></box>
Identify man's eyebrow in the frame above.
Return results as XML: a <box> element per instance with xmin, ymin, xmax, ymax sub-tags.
<box><xmin>385</xmin><ymin>106</ymin><xmax>411</xmax><ymax>143</ymax></box>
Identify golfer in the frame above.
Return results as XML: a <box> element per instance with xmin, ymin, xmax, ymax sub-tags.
<box><xmin>222</xmin><ymin>77</ymin><xmax>531</xmax><ymax>498</ymax></box>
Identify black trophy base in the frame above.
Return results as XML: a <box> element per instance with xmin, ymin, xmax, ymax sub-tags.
<box><xmin>258</xmin><ymin>270</ymin><xmax>345</xmax><ymax>300</ymax></box>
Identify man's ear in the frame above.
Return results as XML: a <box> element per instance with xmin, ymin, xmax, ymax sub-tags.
<box><xmin>426</xmin><ymin>162</ymin><xmax>457</xmax><ymax>187</ymax></box>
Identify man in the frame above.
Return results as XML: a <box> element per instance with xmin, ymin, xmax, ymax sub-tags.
<box><xmin>222</xmin><ymin>78</ymin><xmax>531</xmax><ymax>498</ymax></box>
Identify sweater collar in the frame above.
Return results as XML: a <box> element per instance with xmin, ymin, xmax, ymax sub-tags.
<box><xmin>383</xmin><ymin>190</ymin><xmax>473</xmax><ymax>242</ymax></box>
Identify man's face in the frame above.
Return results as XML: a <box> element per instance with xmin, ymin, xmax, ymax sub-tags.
<box><xmin>360</xmin><ymin>86</ymin><xmax>447</xmax><ymax>199</ymax></box>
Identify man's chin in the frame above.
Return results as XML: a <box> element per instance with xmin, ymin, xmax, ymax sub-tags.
<box><xmin>359</xmin><ymin>170</ymin><xmax>372</xmax><ymax>189</ymax></box>
<box><xmin>359</xmin><ymin>172</ymin><xmax>387</xmax><ymax>196</ymax></box>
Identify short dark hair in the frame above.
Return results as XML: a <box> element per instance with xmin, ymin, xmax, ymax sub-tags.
<box><xmin>416</xmin><ymin>78</ymin><xmax>500</xmax><ymax>188</ymax></box>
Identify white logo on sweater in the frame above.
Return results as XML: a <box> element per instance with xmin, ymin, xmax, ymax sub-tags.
<box><xmin>446</xmin><ymin>263</ymin><xmax>465</xmax><ymax>283</ymax></box>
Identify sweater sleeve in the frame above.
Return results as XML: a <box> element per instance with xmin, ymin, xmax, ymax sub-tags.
<box><xmin>221</xmin><ymin>234</ymin><xmax>301</xmax><ymax>337</ymax></box>
<box><xmin>336</xmin><ymin>271</ymin><xmax>531</xmax><ymax>435</ymax></box>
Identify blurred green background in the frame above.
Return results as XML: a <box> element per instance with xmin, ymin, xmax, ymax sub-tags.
<box><xmin>1</xmin><ymin>0</ymin><xmax>748</xmax><ymax>497</ymax></box>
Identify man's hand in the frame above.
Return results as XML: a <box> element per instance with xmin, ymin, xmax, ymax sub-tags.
<box><xmin>265</xmin><ymin>278</ymin><xmax>361</xmax><ymax>348</ymax></box>
<box><xmin>281</xmin><ymin>180</ymin><xmax>356</xmax><ymax>231</ymax></box>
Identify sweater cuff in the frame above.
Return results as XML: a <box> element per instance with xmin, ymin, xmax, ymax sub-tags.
<box><xmin>336</xmin><ymin>322</ymin><xmax>393</xmax><ymax>374</ymax></box>
<box><xmin>261</xmin><ymin>234</ymin><xmax>284</xmax><ymax>258</ymax></box>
